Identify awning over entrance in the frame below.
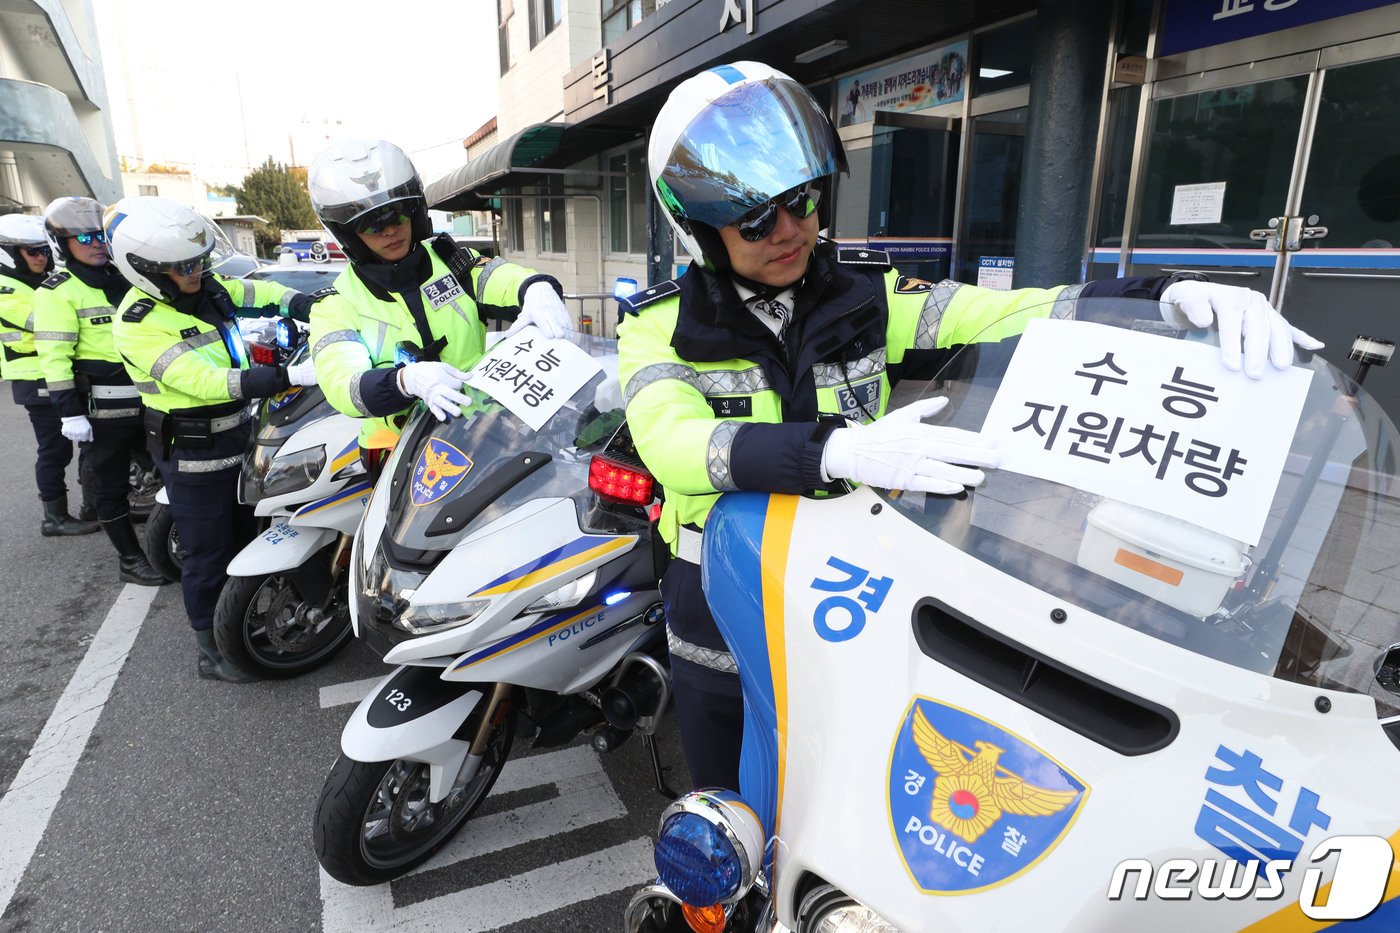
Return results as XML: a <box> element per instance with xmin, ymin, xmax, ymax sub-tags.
<box><xmin>426</xmin><ymin>122</ymin><xmax>640</xmax><ymax>212</ymax></box>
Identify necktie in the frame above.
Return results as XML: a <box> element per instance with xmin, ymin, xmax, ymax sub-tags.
<box><xmin>753</xmin><ymin>296</ymin><xmax>791</xmax><ymax>338</ymax></box>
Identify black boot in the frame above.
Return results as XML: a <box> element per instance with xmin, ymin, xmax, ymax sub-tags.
<box><xmin>100</xmin><ymin>514</ymin><xmax>169</xmax><ymax>586</ymax></box>
<box><xmin>41</xmin><ymin>495</ymin><xmax>100</xmax><ymax>537</ymax></box>
<box><xmin>194</xmin><ymin>629</ymin><xmax>256</xmax><ymax>683</ymax></box>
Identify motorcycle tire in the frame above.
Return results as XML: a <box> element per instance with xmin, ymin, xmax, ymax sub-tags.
<box><xmin>142</xmin><ymin>503</ymin><xmax>183</xmax><ymax>582</ymax></box>
<box><xmin>212</xmin><ymin>568</ymin><xmax>352</xmax><ymax>678</ymax></box>
<box><xmin>314</xmin><ymin>699</ymin><xmax>517</xmax><ymax>886</ymax></box>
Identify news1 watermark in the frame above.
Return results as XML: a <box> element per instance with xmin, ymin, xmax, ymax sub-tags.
<box><xmin>1107</xmin><ymin>835</ymin><xmax>1396</xmax><ymax>920</ymax></box>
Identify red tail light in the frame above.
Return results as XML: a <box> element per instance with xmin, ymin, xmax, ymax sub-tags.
<box><xmin>250</xmin><ymin>342</ymin><xmax>277</xmax><ymax>365</ymax></box>
<box><xmin>589</xmin><ymin>454</ymin><xmax>654</xmax><ymax>506</ymax></box>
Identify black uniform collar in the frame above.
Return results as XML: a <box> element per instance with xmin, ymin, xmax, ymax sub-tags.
<box><xmin>353</xmin><ymin>242</ymin><xmax>432</xmax><ymax>301</ymax></box>
<box><xmin>66</xmin><ymin>259</ymin><xmax>131</xmax><ymax>306</ymax></box>
<box><xmin>6</xmin><ymin>267</ymin><xmax>47</xmax><ymax>289</ymax></box>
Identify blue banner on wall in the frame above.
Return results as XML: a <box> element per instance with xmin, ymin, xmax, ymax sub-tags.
<box><xmin>1159</xmin><ymin>0</ymin><xmax>1395</xmax><ymax>56</ymax></box>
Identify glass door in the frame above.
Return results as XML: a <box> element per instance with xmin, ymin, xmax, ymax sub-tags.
<box><xmin>1280</xmin><ymin>49</ymin><xmax>1400</xmax><ymax>423</ymax></box>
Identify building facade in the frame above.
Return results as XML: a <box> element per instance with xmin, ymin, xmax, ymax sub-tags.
<box><xmin>432</xmin><ymin>0</ymin><xmax>1400</xmax><ymax>414</ymax></box>
<box><xmin>0</xmin><ymin>0</ymin><xmax>122</xmax><ymax>211</ymax></box>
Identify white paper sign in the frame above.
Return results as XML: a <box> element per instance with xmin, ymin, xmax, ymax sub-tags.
<box><xmin>981</xmin><ymin>319</ymin><xmax>1312</xmax><ymax>545</ymax></box>
<box><xmin>977</xmin><ymin>256</ymin><xmax>1014</xmax><ymax>290</ymax></box>
<box><xmin>466</xmin><ymin>326</ymin><xmax>603</xmax><ymax>431</ymax></box>
<box><xmin>1170</xmin><ymin>181</ymin><xmax>1227</xmax><ymax>226</ymax></box>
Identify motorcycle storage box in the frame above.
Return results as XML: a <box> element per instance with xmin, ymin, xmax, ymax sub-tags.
<box><xmin>1077</xmin><ymin>499</ymin><xmax>1248</xmax><ymax>617</ymax></box>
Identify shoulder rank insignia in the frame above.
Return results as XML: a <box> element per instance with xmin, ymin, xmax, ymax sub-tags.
<box><xmin>836</xmin><ymin>246</ymin><xmax>891</xmax><ymax>267</ymax></box>
<box><xmin>40</xmin><ymin>270</ymin><xmax>71</xmax><ymax>289</ymax></box>
<box><xmin>0</xmin><ymin>286</ymin><xmax>13</xmax><ymax>295</ymax></box>
<box><xmin>894</xmin><ymin>275</ymin><xmax>935</xmax><ymax>294</ymax></box>
<box><xmin>121</xmin><ymin>297</ymin><xmax>156</xmax><ymax>323</ymax></box>
<box><xmin>308</xmin><ymin>286</ymin><xmax>338</xmax><ymax>302</ymax></box>
<box><xmin>618</xmin><ymin>279</ymin><xmax>680</xmax><ymax>316</ymax></box>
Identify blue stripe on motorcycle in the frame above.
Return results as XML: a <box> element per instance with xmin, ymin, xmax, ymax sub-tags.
<box><xmin>295</xmin><ymin>481</ymin><xmax>372</xmax><ymax>516</ymax></box>
<box><xmin>472</xmin><ymin>537</ymin><xmax>601</xmax><ymax>593</ymax></box>
<box><xmin>451</xmin><ymin>603</ymin><xmax>606</xmax><ymax>670</ymax></box>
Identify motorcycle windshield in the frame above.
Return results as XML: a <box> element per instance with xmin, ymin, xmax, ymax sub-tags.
<box><xmin>381</xmin><ymin>330</ymin><xmax>624</xmax><ymax>554</ymax></box>
<box><xmin>879</xmin><ymin>296</ymin><xmax>1400</xmax><ymax>716</ymax></box>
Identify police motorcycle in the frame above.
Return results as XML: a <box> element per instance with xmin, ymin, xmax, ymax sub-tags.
<box><xmin>208</xmin><ymin>317</ymin><xmax>364</xmax><ymax>678</ymax></box>
<box><xmin>315</xmin><ymin>326</ymin><xmax>672</xmax><ymax>886</ymax></box>
<box><xmin>627</xmin><ymin>297</ymin><xmax>1400</xmax><ymax>933</ymax></box>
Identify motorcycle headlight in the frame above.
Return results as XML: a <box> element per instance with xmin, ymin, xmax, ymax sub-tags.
<box><xmin>654</xmin><ymin>790</ymin><xmax>765</xmax><ymax>908</ymax></box>
<box><xmin>797</xmin><ymin>885</ymin><xmax>900</xmax><ymax>933</ymax></box>
<box><xmin>261</xmin><ymin>444</ymin><xmax>326</xmax><ymax>497</ymax></box>
<box><xmin>393</xmin><ymin>598</ymin><xmax>490</xmax><ymax>635</ymax></box>
<box><xmin>524</xmin><ymin>570</ymin><xmax>597</xmax><ymax>614</ymax></box>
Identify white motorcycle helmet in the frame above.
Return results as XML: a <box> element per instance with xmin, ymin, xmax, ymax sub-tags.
<box><xmin>42</xmin><ymin>196</ymin><xmax>107</xmax><ymax>264</ymax></box>
<box><xmin>0</xmin><ymin>213</ymin><xmax>52</xmax><ymax>273</ymax></box>
<box><xmin>308</xmin><ymin>138</ymin><xmax>431</xmax><ymax>265</ymax></box>
<box><xmin>647</xmin><ymin>61</ymin><xmax>845</xmax><ymax>272</ymax></box>
<box><xmin>103</xmin><ymin>196</ymin><xmax>235</xmax><ymax>302</ymax></box>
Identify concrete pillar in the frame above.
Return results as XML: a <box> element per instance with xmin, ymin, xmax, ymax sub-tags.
<box><xmin>1012</xmin><ymin>0</ymin><xmax>1115</xmax><ymax>287</ymax></box>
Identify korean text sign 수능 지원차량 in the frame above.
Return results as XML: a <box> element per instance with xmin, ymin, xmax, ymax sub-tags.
<box><xmin>465</xmin><ymin>328</ymin><xmax>603</xmax><ymax>432</ymax></box>
<box><xmin>980</xmin><ymin>319</ymin><xmax>1313</xmax><ymax>545</ymax></box>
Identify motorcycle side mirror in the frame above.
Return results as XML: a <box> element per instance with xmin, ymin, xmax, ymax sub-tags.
<box><xmin>1374</xmin><ymin>643</ymin><xmax>1400</xmax><ymax>696</ymax></box>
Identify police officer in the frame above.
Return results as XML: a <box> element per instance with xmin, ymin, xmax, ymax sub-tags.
<box><xmin>618</xmin><ymin>62</ymin><xmax>1324</xmax><ymax>790</ymax></box>
<box><xmin>0</xmin><ymin>214</ymin><xmax>98</xmax><ymax>536</ymax></box>
<box><xmin>108</xmin><ymin>196</ymin><xmax>317</xmax><ymax>682</ymax></box>
<box><xmin>307</xmin><ymin>139</ymin><xmax>572</xmax><ymax>456</ymax></box>
<box><xmin>34</xmin><ymin>197</ymin><xmax>165</xmax><ymax>584</ymax></box>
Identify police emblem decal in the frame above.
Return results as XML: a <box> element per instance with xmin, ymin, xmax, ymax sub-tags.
<box><xmin>888</xmin><ymin>697</ymin><xmax>1088</xmax><ymax>893</ymax></box>
<box><xmin>268</xmin><ymin>386</ymin><xmax>302</xmax><ymax>412</ymax></box>
<box><xmin>410</xmin><ymin>438</ymin><xmax>473</xmax><ymax>506</ymax></box>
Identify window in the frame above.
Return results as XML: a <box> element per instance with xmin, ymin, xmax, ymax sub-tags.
<box><xmin>498</xmin><ymin>0</ymin><xmax>513</xmax><ymax>75</ymax></box>
<box><xmin>607</xmin><ymin>147</ymin><xmax>648</xmax><ymax>254</ymax></box>
<box><xmin>138</xmin><ymin>184</ymin><xmax>158</xmax><ymax>196</ymax></box>
<box><xmin>529</xmin><ymin>0</ymin><xmax>563</xmax><ymax>47</ymax></box>
<box><xmin>537</xmin><ymin>177</ymin><xmax>567</xmax><ymax>253</ymax></box>
<box><xmin>602</xmin><ymin>0</ymin><xmax>658</xmax><ymax>44</ymax></box>
<box><xmin>973</xmin><ymin>17</ymin><xmax>1035</xmax><ymax>96</ymax></box>
<box><xmin>505</xmin><ymin>198</ymin><xmax>524</xmax><ymax>251</ymax></box>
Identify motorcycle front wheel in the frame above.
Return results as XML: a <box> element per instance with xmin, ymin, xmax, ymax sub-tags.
<box><xmin>212</xmin><ymin>568</ymin><xmax>352</xmax><ymax>677</ymax></box>
<box><xmin>142</xmin><ymin>503</ymin><xmax>183</xmax><ymax>582</ymax></box>
<box><xmin>314</xmin><ymin>700</ymin><xmax>517</xmax><ymax>886</ymax></box>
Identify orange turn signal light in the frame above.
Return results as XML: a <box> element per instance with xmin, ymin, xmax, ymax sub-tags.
<box><xmin>682</xmin><ymin>901</ymin><xmax>727</xmax><ymax>933</ymax></box>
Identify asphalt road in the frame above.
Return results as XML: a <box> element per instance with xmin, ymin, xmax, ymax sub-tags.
<box><xmin>0</xmin><ymin>399</ymin><xmax>687</xmax><ymax>933</ymax></box>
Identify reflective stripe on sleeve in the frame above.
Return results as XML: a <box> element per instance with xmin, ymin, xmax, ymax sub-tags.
<box><xmin>314</xmin><ymin>329</ymin><xmax>362</xmax><ymax>356</ymax></box>
<box><xmin>226</xmin><ymin>370</ymin><xmax>243</xmax><ymax>400</ymax></box>
<box><xmin>705</xmin><ymin>419</ymin><xmax>743</xmax><ymax>492</ymax></box>
<box><xmin>474</xmin><ymin>257</ymin><xmax>507</xmax><ymax>301</ymax></box>
<box><xmin>1052</xmin><ymin>283</ymin><xmax>1088</xmax><ymax>319</ymax></box>
<box><xmin>348</xmin><ymin>371</ymin><xmax>373</xmax><ymax>415</ymax></box>
<box><xmin>35</xmin><ymin>330</ymin><xmax>79</xmax><ymax>342</ymax></box>
<box><xmin>912</xmin><ymin>281</ymin><xmax>963</xmax><ymax>350</ymax></box>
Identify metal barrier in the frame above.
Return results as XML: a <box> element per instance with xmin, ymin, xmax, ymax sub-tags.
<box><xmin>564</xmin><ymin>293</ymin><xmax>621</xmax><ymax>338</ymax></box>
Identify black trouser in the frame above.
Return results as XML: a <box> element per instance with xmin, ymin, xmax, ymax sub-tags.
<box><xmin>24</xmin><ymin>404</ymin><xmax>73</xmax><ymax>502</ymax></box>
<box><xmin>81</xmin><ymin>418</ymin><xmax>145</xmax><ymax>521</ymax></box>
<box><xmin>155</xmin><ymin>454</ymin><xmax>256</xmax><ymax>631</ymax></box>
<box><xmin>662</xmin><ymin>558</ymin><xmax>744</xmax><ymax>792</ymax></box>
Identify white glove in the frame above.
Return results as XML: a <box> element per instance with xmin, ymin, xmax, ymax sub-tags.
<box><xmin>397</xmin><ymin>361</ymin><xmax>473</xmax><ymax>421</ymax></box>
<box><xmin>1160</xmin><ymin>280</ymin><xmax>1323</xmax><ymax>378</ymax></box>
<box><xmin>285</xmin><ymin>361</ymin><xmax>316</xmax><ymax>387</ymax></box>
<box><xmin>821</xmin><ymin>397</ymin><xmax>999</xmax><ymax>495</ymax></box>
<box><xmin>61</xmin><ymin>415</ymin><xmax>94</xmax><ymax>443</ymax></box>
<box><xmin>504</xmin><ymin>282</ymin><xmax>573</xmax><ymax>340</ymax></box>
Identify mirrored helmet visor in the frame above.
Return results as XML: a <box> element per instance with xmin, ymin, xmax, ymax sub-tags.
<box><xmin>657</xmin><ymin>77</ymin><xmax>839</xmax><ymax>231</ymax></box>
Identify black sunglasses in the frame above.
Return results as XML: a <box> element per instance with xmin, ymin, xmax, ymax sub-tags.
<box><xmin>355</xmin><ymin>207</ymin><xmax>409</xmax><ymax>236</ymax></box>
<box><xmin>168</xmin><ymin>255</ymin><xmax>211</xmax><ymax>276</ymax></box>
<box><xmin>734</xmin><ymin>185</ymin><xmax>820</xmax><ymax>242</ymax></box>
<box><xmin>73</xmin><ymin>231</ymin><xmax>106</xmax><ymax>245</ymax></box>
<box><xmin>20</xmin><ymin>245</ymin><xmax>51</xmax><ymax>257</ymax></box>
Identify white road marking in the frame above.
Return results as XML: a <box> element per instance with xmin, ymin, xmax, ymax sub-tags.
<box><xmin>319</xmin><ymin>744</ymin><xmax>649</xmax><ymax>932</ymax></box>
<box><xmin>321</xmin><ymin>838</ymin><xmax>656</xmax><ymax>933</ymax></box>
<box><xmin>318</xmin><ymin>675</ymin><xmax>385</xmax><ymax>708</ymax></box>
<box><xmin>0</xmin><ymin>584</ymin><xmax>157</xmax><ymax>915</ymax></box>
